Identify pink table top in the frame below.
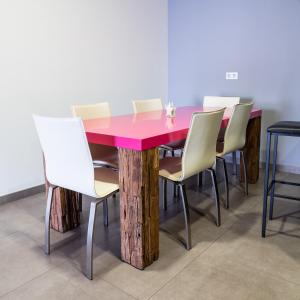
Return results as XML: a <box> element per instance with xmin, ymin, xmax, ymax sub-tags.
<box><xmin>84</xmin><ymin>106</ymin><xmax>262</xmax><ymax>151</ymax></box>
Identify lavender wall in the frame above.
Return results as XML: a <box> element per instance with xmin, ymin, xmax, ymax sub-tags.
<box><xmin>169</xmin><ymin>0</ymin><xmax>300</xmax><ymax>171</ymax></box>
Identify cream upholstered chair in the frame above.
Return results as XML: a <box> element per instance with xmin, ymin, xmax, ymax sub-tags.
<box><xmin>71</xmin><ymin>102</ymin><xmax>118</xmax><ymax>169</ymax></box>
<box><xmin>33</xmin><ymin>115</ymin><xmax>119</xmax><ymax>280</ymax></box>
<box><xmin>132</xmin><ymin>98</ymin><xmax>185</xmax><ymax>156</ymax></box>
<box><xmin>132</xmin><ymin>98</ymin><xmax>163</xmax><ymax>114</ymax></box>
<box><xmin>159</xmin><ymin>108</ymin><xmax>225</xmax><ymax>250</ymax></box>
<box><xmin>203</xmin><ymin>96</ymin><xmax>241</xmax><ymax>177</ymax></box>
<box><xmin>203</xmin><ymin>96</ymin><xmax>240</xmax><ymax>108</ymax></box>
<box><xmin>217</xmin><ymin>102</ymin><xmax>253</xmax><ymax>208</ymax></box>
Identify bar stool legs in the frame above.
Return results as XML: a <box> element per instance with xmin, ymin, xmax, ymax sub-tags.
<box><xmin>269</xmin><ymin>135</ymin><xmax>278</xmax><ymax>220</ymax></box>
<box><xmin>262</xmin><ymin>132</ymin><xmax>272</xmax><ymax>238</ymax></box>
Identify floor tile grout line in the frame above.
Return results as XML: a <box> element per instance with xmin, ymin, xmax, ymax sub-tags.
<box><xmin>100</xmin><ymin>278</ymin><xmax>140</xmax><ymax>300</ymax></box>
<box><xmin>144</xmin><ymin>186</ymin><xmax>260</xmax><ymax>300</ymax></box>
<box><xmin>0</xmin><ymin>268</ymin><xmax>52</xmax><ymax>299</ymax></box>
<box><xmin>146</xmin><ymin>219</ymin><xmax>240</xmax><ymax>300</ymax></box>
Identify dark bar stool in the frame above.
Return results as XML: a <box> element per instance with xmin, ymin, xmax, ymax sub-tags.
<box><xmin>262</xmin><ymin>121</ymin><xmax>300</xmax><ymax>237</ymax></box>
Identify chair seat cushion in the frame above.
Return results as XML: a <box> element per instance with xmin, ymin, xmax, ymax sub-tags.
<box><xmin>94</xmin><ymin>168</ymin><xmax>119</xmax><ymax>198</ymax></box>
<box><xmin>159</xmin><ymin>157</ymin><xmax>182</xmax><ymax>182</ymax></box>
<box><xmin>268</xmin><ymin>121</ymin><xmax>300</xmax><ymax>135</ymax></box>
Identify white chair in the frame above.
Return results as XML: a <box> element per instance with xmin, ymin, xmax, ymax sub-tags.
<box><xmin>216</xmin><ymin>102</ymin><xmax>253</xmax><ymax>208</ymax></box>
<box><xmin>71</xmin><ymin>102</ymin><xmax>118</xmax><ymax>169</ymax></box>
<box><xmin>159</xmin><ymin>108</ymin><xmax>225</xmax><ymax>249</ymax></box>
<box><xmin>203</xmin><ymin>96</ymin><xmax>240</xmax><ymax>108</ymax></box>
<box><xmin>132</xmin><ymin>98</ymin><xmax>163</xmax><ymax>113</ymax></box>
<box><xmin>203</xmin><ymin>96</ymin><xmax>241</xmax><ymax>177</ymax></box>
<box><xmin>33</xmin><ymin>115</ymin><xmax>119</xmax><ymax>280</ymax></box>
<box><xmin>132</xmin><ymin>98</ymin><xmax>186</xmax><ymax>156</ymax></box>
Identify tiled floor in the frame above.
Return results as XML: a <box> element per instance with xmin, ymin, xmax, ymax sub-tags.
<box><xmin>0</xmin><ymin>167</ymin><xmax>300</xmax><ymax>300</ymax></box>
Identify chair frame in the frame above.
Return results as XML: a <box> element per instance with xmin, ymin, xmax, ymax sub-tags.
<box><xmin>161</xmin><ymin>167</ymin><xmax>220</xmax><ymax>250</ymax></box>
<box><xmin>45</xmin><ymin>185</ymin><xmax>118</xmax><ymax>280</ymax></box>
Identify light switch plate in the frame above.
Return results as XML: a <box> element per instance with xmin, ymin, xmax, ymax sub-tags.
<box><xmin>226</xmin><ymin>72</ymin><xmax>238</xmax><ymax>80</ymax></box>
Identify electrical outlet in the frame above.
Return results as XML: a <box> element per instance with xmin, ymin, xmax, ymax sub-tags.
<box><xmin>226</xmin><ymin>72</ymin><xmax>238</xmax><ymax>80</ymax></box>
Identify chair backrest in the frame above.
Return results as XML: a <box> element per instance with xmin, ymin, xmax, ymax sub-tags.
<box><xmin>223</xmin><ymin>102</ymin><xmax>254</xmax><ymax>154</ymax></box>
<box><xmin>203</xmin><ymin>96</ymin><xmax>240</xmax><ymax>108</ymax></box>
<box><xmin>33</xmin><ymin>115</ymin><xmax>98</xmax><ymax>198</ymax></box>
<box><xmin>132</xmin><ymin>98</ymin><xmax>163</xmax><ymax>113</ymax></box>
<box><xmin>71</xmin><ymin>102</ymin><xmax>111</xmax><ymax>120</ymax></box>
<box><xmin>181</xmin><ymin>108</ymin><xmax>225</xmax><ymax>180</ymax></box>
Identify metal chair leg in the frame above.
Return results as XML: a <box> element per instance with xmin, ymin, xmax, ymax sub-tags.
<box><xmin>240</xmin><ymin>150</ymin><xmax>248</xmax><ymax>196</ymax></box>
<box><xmin>86</xmin><ymin>200</ymin><xmax>100</xmax><ymax>280</ymax></box>
<box><xmin>197</xmin><ymin>172</ymin><xmax>202</xmax><ymax>187</ymax></box>
<box><xmin>171</xmin><ymin>151</ymin><xmax>178</xmax><ymax>198</ymax></box>
<box><xmin>220</xmin><ymin>158</ymin><xmax>229</xmax><ymax>209</ymax></box>
<box><xmin>269</xmin><ymin>135</ymin><xmax>278</xmax><ymax>220</ymax></box>
<box><xmin>262</xmin><ymin>132</ymin><xmax>272</xmax><ymax>237</ymax></box>
<box><xmin>103</xmin><ymin>198</ymin><xmax>109</xmax><ymax>227</ymax></box>
<box><xmin>163</xmin><ymin>179</ymin><xmax>167</xmax><ymax>210</ymax></box>
<box><xmin>232</xmin><ymin>151</ymin><xmax>237</xmax><ymax>175</ymax></box>
<box><xmin>45</xmin><ymin>186</ymin><xmax>54</xmax><ymax>255</ymax></box>
<box><xmin>78</xmin><ymin>193</ymin><xmax>82</xmax><ymax>212</ymax></box>
<box><xmin>162</xmin><ymin>150</ymin><xmax>167</xmax><ymax>158</ymax></box>
<box><xmin>179</xmin><ymin>184</ymin><xmax>191</xmax><ymax>250</ymax></box>
<box><xmin>208</xmin><ymin>168</ymin><xmax>221</xmax><ymax>227</ymax></box>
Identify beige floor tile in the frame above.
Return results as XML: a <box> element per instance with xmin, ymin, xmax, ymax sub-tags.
<box><xmin>200</xmin><ymin>222</ymin><xmax>300</xmax><ymax>286</ymax></box>
<box><xmin>0</xmin><ymin>232</ymin><xmax>62</xmax><ymax>296</ymax></box>
<box><xmin>1</xmin><ymin>259</ymin><xmax>135</xmax><ymax>300</ymax></box>
<box><xmin>74</xmin><ymin>232</ymin><xmax>211</xmax><ymax>300</ymax></box>
<box><xmin>150</xmin><ymin>253</ymin><xmax>300</xmax><ymax>300</ymax></box>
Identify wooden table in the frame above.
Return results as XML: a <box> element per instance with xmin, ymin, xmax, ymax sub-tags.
<box><xmin>46</xmin><ymin>106</ymin><xmax>262</xmax><ymax>269</ymax></box>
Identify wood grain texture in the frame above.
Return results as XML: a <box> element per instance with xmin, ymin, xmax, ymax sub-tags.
<box><xmin>118</xmin><ymin>147</ymin><xmax>159</xmax><ymax>269</ymax></box>
<box><xmin>44</xmin><ymin>157</ymin><xmax>80</xmax><ymax>233</ymax></box>
<box><xmin>240</xmin><ymin>116</ymin><xmax>261</xmax><ymax>184</ymax></box>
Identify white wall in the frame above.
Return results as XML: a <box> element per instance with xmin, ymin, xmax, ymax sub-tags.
<box><xmin>0</xmin><ymin>0</ymin><xmax>168</xmax><ymax>196</ymax></box>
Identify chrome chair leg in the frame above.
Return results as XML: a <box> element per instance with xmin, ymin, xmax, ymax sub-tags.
<box><xmin>218</xmin><ymin>157</ymin><xmax>229</xmax><ymax>209</ymax></box>
<box><xmin>269</xmin><ymin>135</ymin><xmax>278</xmax><ymax>220</ymax></box>
<box><xmin>232</xmin><ymin>151</ymin><xmax>237</xmax><ymax>175</ymax></box>
<box><xmin>103</xmin><ymin>198</ymin><xmax>109</xmax><ymax>227</ymax></box>
<box><xmin>179</xmin><ymin>184</ymin><xmax>191</xmax><ymax>250</ymax></box>
<box><xmin>163</xmin><ymin>179</ymin><xmax>167</xmax><ymax>210</ymax></box>
<box><xmin>171</xmin><ymin>151</ymin><xmax>178</xmax><ymax>198</ymax></box>
<box><xmin>162</xmin><ymin>150</ymin><xmax>167</xmax><ymax>158</ymax></box>
<box><xmin>86</xmin><ymin>200</ymin><xmax>101</xmax><ymax>280</ymax></box>
<box><xmin>197</xmin><ymin>172</ymin><xmax>202</xmax><ymax>187</ymax></box>
<box><xmin>78</xmin><ymin>193</ymin><xmax>82</xmax><ymax>212</ymax></box>
<box><xmin>208</xmin><ymin>168</ymin><xmax>221</xmax><ymax>227</ymax></box>
<box><xmin>240</xmin><ymin>150</ymin><xmax>248</xmax><ymax>195</ymax></box>
<box><xmin>45</xmin><ymin>186</ymin><xmax>55</xmax><ymax>255</ymax></box>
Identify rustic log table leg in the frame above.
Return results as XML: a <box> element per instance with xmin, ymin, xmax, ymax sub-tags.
<box><xmin>240</xmin><ymin>116</ymin><xmax>261</xmax><ymax>184</ymax></box>
<box><xmin>118</xmin><ymin>147</ymin><xmax>159</xmax><ymax>269</ymax></box>
<box><xmin>44</xmin><ymin>159</ymin><xmax>80</xmax><ymax>233</ymax></box>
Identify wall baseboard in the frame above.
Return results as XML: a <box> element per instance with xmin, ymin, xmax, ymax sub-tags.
<box><xmin>0</xmin><ymin>184</ymin><xmax>45</xmax><ymax>205</ymax></box>
<box><xmin>1</xmin><ymin>159</ymin><xmax>300</xmax><ymax>205</ymax></box>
